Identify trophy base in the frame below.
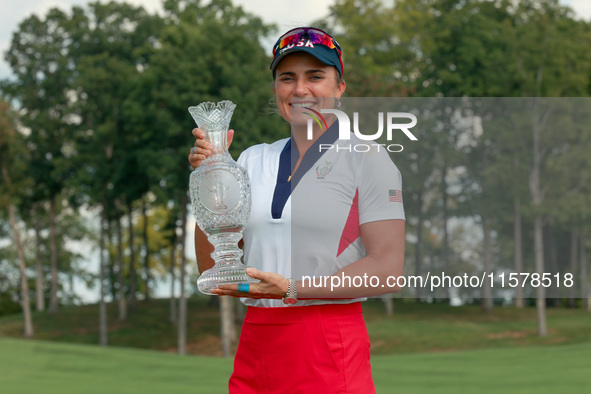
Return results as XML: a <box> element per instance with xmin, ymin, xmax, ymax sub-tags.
<box><xmin>197</xmin><ymin>265</ymin><xmax>259</xmax><ymax>295</ymax></box>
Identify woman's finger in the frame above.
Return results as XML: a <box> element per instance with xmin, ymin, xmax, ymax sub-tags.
<box><xmin>227</xmin><ymin>129</ymin><xmax>235</xmax><ymax>148</ymax></box>
<box><xmin>188</xmin><ymin>151</ymin><xmax>206</xmax><ymax>169</ymax></box>
<box><xmin>245</xmin><ymin>267</ymin><xmax>271</xmax><ymax>281</ymax></box>
<box><xmin>191</xmin><ymin>145</ymin><xmax>211</xmax><ymax>156</ymax></box>
<box><xmin>192</xmin><ymin>127</ymin><xmax>205</xmax><ymax>139</ymax></box>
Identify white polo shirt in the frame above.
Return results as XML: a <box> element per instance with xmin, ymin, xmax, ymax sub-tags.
<box><xmin>237</xmin><ymin>125</ymin><xmax>405</xmax><ymax>307</ymax></box>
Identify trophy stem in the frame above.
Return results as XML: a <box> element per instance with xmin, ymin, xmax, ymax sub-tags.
<box><xmin>208</xmin><ymin>232</ymin><xmax>244</xmax><ymax>266</ymax></box>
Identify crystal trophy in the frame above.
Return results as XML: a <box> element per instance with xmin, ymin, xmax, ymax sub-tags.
<box><xmin>189</xmin><ymin>101</ymin><xmax>258</xmax><ymax>294</ymax></box>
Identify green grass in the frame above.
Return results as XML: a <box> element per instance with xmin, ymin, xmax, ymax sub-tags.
<box><xmin>362</xmin><ymin>300</ymin><xmax>591</xmax><ymax>354</ymax></box>
<box><xmin>1</xmin><ymin>300</ymin><xmax>590</xmax><ymax>393</ymax></box>
<box><xmin>2</xmin><ymin>337</ymin><xmax>590</xmax><ymax>393</ymax></box>
<box><xmin>1</xmin><ymin>298</ymin><xmax>590</xmax><ymax>356</ymax></box>
<box><xmin>372</xmin><ymin>341</ymin><xmax>591</xmax><ymax>393</ymax></box>
<box><xmin>0</xmin><ymin>337</ymin><xmax>232</xmax><ymax>394</ymax></box>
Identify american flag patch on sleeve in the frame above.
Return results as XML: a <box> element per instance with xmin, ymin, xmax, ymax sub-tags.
<box><xmin>389</xmin><ymin>190</ymin><xmax>402</xmax><ymax>203</ymax></box>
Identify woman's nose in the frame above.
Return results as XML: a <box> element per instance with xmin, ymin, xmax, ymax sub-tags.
<box><xmin>294</xmin><ymin>79</ymin><xmax>308</xmax><ymax>96</ymax></box>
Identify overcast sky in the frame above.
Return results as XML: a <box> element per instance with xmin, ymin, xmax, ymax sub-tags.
<box><xmin>1</xmin><ymin>0</ymin><xmax>590</xmax><ymax>80</ymax></box>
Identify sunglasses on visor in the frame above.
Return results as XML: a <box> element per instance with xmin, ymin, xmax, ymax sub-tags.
<box><xmin>272</xmin><ymin>28</ymin><xmax>343</xmax><ymax>72</ymax></box>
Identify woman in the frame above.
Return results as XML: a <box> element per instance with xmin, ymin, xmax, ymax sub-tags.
<box><xmin>189</xmin><ymin>27</ymin><xmax>405</xmax><ymax>393</ymax></box>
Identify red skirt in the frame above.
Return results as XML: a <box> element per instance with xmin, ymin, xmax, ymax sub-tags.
<box><xmin>229</xmin><ymin>302</ymin><xmax>375</xmax><ymax>394</ymax></box>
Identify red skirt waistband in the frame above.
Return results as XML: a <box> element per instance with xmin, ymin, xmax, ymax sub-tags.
<box><xmin>244</xmin><ymin>302</ymin><xmax>362</xmax><ymax>324</ymax></box>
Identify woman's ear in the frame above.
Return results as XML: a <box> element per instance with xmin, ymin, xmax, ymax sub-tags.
<box><xmin>337</xmin><ymin>79</ymin><xmax>346</xmax><ymax>98</ymax></box>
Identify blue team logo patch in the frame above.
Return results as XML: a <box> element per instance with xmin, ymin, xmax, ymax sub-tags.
<box><xmin>316</xmin><ymin>161</ymin><xmax>332</xmax><ymax>179</ymax></box>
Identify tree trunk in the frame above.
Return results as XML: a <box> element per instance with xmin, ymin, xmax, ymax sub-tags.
<box><xmin>142</xmin><ymin>200</ymin><xmax>151</xmax><ymax>301</ymax></box>
<box><xmin>513</xmin><ymin>198</ymin><xmax>525</xmax><ymax>308</ymax></box>
<box><xmin>127</xmin><ymin>205</ymin><xmax>136</xmax><ymax>308</ymax></box>
<box><xmin>48</xmin><ymin>195</ymin><xmax>59</xmax><ymax>313</ymax></box>
<box><xmin>568</xmin><ymin>230</ymin><xmax>578</xmax><ymax>307</ymax></box>
<box><xmin>529</xmin><ymin>99</ymin><xmax>547</xmax><ymax>337</ymax></box>
<box><xmin>481</xmin><ymin>216</ymin><xmax>494</xmax><ymax>313</ymax></box>
<box><xmin>580</xmin><ymin>232</ymin><xmax>588</xmax><ymax>311</ymax></box>
<box><xmin>533</xmin><ymin>217</ymin><xmax>547</xmax><ymax>336</ymax></box>
<box><xmin>169</xmin><ymin>243</ymin><xmax>177</xmax><ymax>325</ymax></box>
<box><xmin>414</xmin><ymin>191</ymin><xmax>424</xmax><ymax>300</ymax></box>
<box><xmin>7</xmin><ymin>204</ymin><xmax>34</xmax><ymax>337</ymax></box>
<box><xmin>441</xmin><ymin>162</ymin><xmax>450</xmax><ymax>299</ymax></box>
<box><xmin>235</xmin><ymin>298</ymin><xmax>245</xmax><ymax>326</ymax></box>
<box><xmin>1</xmin><ymin>160</ymin><xmax>33</xmax><ymax>336</ymax></box>
<box><xmin>546</xmin><ymin>226</ymin><xmax>560</xmax><ymax>307</ymax></box>
<box><xmin>383</xmin><ymin>294</ymin><xmax>394</xmax><ymax>316</ymax></box>
<box><xmin>107</xmin><ymin>220</ymin><xmax>116</xmax><ymax>301</ymax></box>
<box><xmin>34</xmin><ymin>219</ymin><xmax>45</xmax><ymax>312</ymax></box>
<box><xmin>220</xmin><ymin>296</ymin><xmax>236</xmax><ymax>357</ymax></box>
<box><xmin>178</xmin><ymin>195</ymin><xmax>188</xmax><ymax>355</ymax></box>
<box><xmin>99</xmin><ymin>205</ymin><xmax>108</xmax><ymax>346</ymax></box>
<box><xmin>116</xmin><ymin>214</ymin><xmax>127</xmax><ymax>321</ymax></box>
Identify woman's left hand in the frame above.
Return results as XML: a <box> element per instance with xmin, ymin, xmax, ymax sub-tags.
<box><xmin>211</xmin><ymin>268</ymin><xmax>288</xmax><ymax>299</ymax></box>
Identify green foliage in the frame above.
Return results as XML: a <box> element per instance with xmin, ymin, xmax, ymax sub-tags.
<box><xmin>104</xmin><ymin>203</ymin><xmax>177</xmax><ymax>298</ymax></box>
<box><xmin>3</xmin><ymin>8</ymin><xmax>75</xmax><ymax>203</ymax></box>
<box><xmin>0</xmin><ymin>293</ymin><xmax>21</xmax><ymax>317</ymax></box>
<box><xmin>0</xmin><ymin>101</ymin><xmax>31</xmax><ymax>206</ymax></box>
<box><xmin>318</xmin><ymin>0</ymin><xmax>412</xmax><ymax>96</ymax></box>
<box><xmin>132</xmin><ymin>0</ymin><xmax>285</xmax><ymax>202</ymax></box>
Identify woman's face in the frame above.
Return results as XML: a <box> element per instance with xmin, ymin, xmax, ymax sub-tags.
<box><xmin>274</xmin><ymin>52</ymin><xmax>346</xmax><ymax>127</ymax></box>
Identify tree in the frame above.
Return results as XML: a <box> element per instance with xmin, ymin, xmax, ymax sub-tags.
<box><xmin>4</xmin><ymin>8</ymin><xmax>77</xmax><ymax>313</ymax></box>
<box><xmin>133</xmin><ymin>0</ymin><xmax>283</xmax><ymax>354</ymax></box>
<box><xmin>51</xmin><ymin>2</ymin><xmax>166</xmax><ymax>336</ymax></box>
<box><xmin>514</xmin><ymin>1</ymin><xmax>590</xmax><ymax>335</ymax></box>
<box><xmin>0</xmin><ymin>100</ymin><xmax>34</xmax><ymax>337</ymax></box>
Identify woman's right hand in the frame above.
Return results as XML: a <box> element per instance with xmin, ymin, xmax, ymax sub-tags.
<box><xmin>188</xmin><ymin>128</ymin><xmax>234</xmax><ymax>169</ymax></box>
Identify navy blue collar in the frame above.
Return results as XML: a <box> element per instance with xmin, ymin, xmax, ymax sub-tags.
<box><xmin>271</xmin><ymin>122</ymin><xmax>340</xmax><ymax>219</ymax></box>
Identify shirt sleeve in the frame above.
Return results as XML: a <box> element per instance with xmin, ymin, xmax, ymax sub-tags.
<box><xmin>237</xmin><ymin>148</ymin><xmax>249</xmax><ymax>167</ymax></box>
<box><xmin>357</xmin><ymin>148</ymin><xmax>405</xmax><ymax>224</ymax></box>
